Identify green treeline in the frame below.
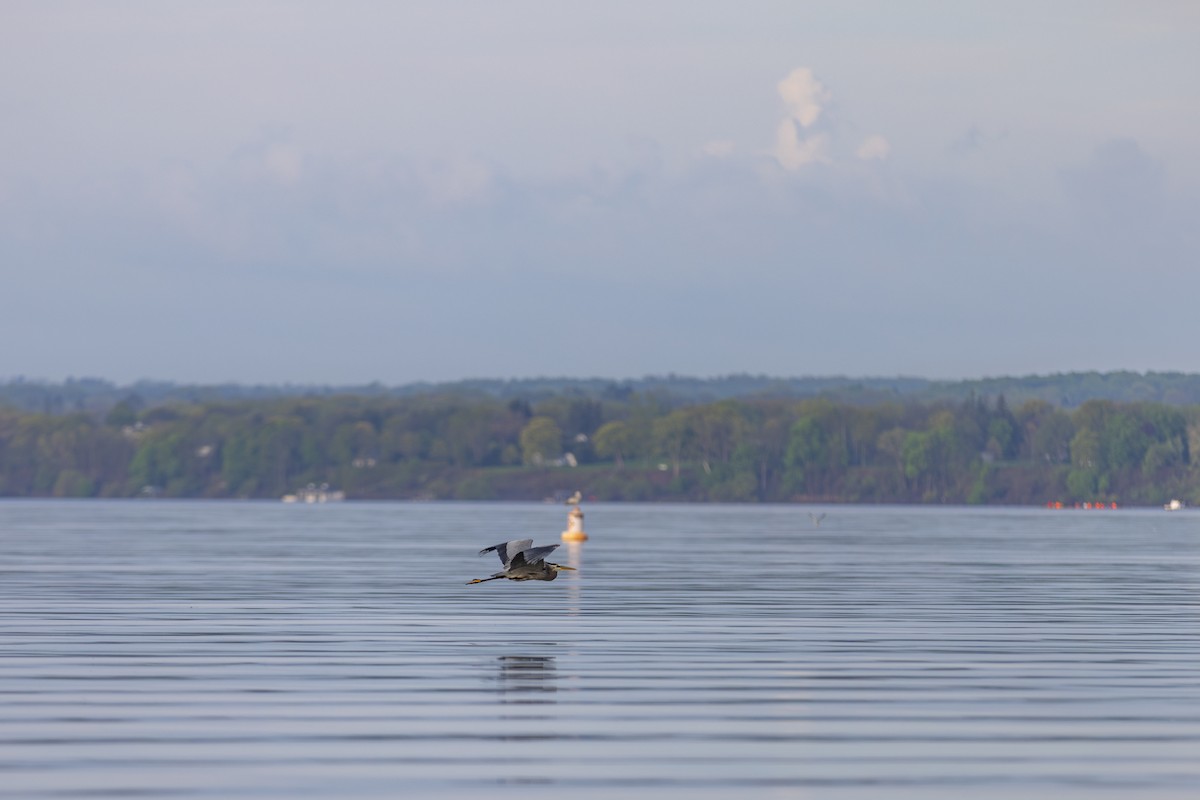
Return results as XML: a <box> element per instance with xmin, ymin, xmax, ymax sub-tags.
<box><xmin>1</xmin><ymin>393</ymin><xmax>1197</xmax><ymax>505</ymax></box>
<box><xmin>14</xmin><ymin>370</ymin><xmax>1200</xmax><ymax>415</ymax></box>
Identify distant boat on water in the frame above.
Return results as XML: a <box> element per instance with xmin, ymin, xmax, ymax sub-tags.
<box><xmin>282</xmin><ymin>483</ymin><xmax>345</xmax><ymax>503</ymax></box>
<box><xmin>1164</xmin><ymin>499</ymin><xmax>1186</xmax><ymax>511</ymax></box>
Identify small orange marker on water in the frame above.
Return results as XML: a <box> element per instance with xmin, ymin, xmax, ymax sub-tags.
<box><xmin>562</xmin><ymin>504</ymin><xmax>588</xmax><ymax>542</ymax></box>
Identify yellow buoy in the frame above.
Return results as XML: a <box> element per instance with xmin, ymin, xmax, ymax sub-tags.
<box><xmin>561</xmin><ymin>505</ymin><xmax>588</xmax><ymax>541</ymax></box>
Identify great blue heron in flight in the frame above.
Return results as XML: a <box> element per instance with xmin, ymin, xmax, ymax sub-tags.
<box><xmin>468</xmin><ymin>539</ymin><xmax>576</xmax><ymax>584</ymax></box>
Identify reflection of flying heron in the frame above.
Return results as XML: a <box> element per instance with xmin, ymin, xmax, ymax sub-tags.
<box><xmin>809</xmin><ymin>512</ymin><xmax>826</xmax><ymax>526</ymax></box>
<box><xmin>496</xmin><ymin>656</ymin><xmax>557</xmax><ymax>698</ymax></box>
<box><xmin>565</xmin><ymin>490</ymin><xmax>582</xmax><ymax>505</ymax></box>
<box><xmin>468</xmin><ymin>539</ymin><xmax>577</xmax><ymax>584</ymax></box>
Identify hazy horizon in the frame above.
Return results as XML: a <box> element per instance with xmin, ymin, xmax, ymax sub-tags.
<box><xmin>2</xmin><ymin>367</ymin><xmax>1192</xmax><ymax>391</ymax></box>
<box><xmin>4</xmin><ymin>3</ymin><xmax>1198</xmax><ymax>386</ymax></box>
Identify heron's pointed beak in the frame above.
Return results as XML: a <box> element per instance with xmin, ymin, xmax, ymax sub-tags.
<box><xmin>552</xmin><ymin>564</ymin><xmax>576</xmax><ymax>571</ymax></box>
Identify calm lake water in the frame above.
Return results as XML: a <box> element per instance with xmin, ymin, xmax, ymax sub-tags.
<box><xmin>1</xmin><ymin>501</ymin><xmax>1198</xmax><ymax>799</ymax></box>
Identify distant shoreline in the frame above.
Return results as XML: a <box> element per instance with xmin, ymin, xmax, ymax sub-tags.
<box><xmin>3</xmin><ymin>373</ymin><xmax>1197</xmax><ymax>508</ymax></box>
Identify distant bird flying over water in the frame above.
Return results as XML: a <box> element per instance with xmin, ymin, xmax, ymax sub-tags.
<box><xmin>809</xmin><ymin>512</ymin><xmax>826</xmax><ymax>526</ymax></box>
<box><xmin>468</xmin><ymin>539</ymin><xmax>576</xmax><ymax>584</ymax></box>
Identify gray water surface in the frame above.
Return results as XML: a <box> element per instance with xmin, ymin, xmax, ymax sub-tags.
<box><xmin>2</xmin><ymin>501</ymin><xmax>1198</xmax><ymax>798</ymax></box>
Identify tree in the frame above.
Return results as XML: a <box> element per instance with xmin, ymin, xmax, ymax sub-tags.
<box><xmin>1020</xmin><ymin>401</ymin><xmax>1073</xmax><ymax>464</ymax></box>
<box><xmin>105</xmin><ymin>398</ymin><xmax>140</xmax><ymax>428</ymax></box>
<box><xmin>986</xmin><ymin>417</ymin><xmax>1016</xmax><ymax>460</ymax></box>
<box><xmin>690</xmin><ymin>401</ymin><xmax>748</xmax><ymax>467</ymax></box>
<box><xmin>1103</xmin><ymin>412</ymin><xmax>1151</xmax><ymax>475</ymax></box>
<box><xmin>443</xmin><ymin>408</ymin><xmax>494</xmax><ymax>466</ymax></box>
<box><xmin>902</xmin><ymin>431</ymin><xmax>935</xmax><ymax>498</ymax></box>
<box><xmin>129</xmin><ymin>431</ymin><xmax>185</xmax><ymax>492</ymax></box>
<box><xmin>593</xmin><ymin>421</ymin><xmax>631</xmax><ymax>469</ymax></box>
<box><xmin>652</xmin><ymin>410</ymin><xmax>692</xmax><ymax>479</ymax></box>
<box><xmin>747</xmin><ymin>409</ymin><xmax>790</xmax><ymax>499</ymax></box>
<box><xmin>877</xmin><ymin>428</ymin><xmax>907</xmax><ymax>471</ymax></box>
<box><xmin>784</xmin><ymin>416</ymin><xmax>828</xmax><ymax>494</ymax></box>
<box><xmin>253</xmin><ymin>416</ymin><xmax>305</xmax><ymax>495</ymax></box>
<box><xmin>519</xmin><ymin>416</ymin><xmax>562</xmax><ymax>465</ymax></box>
<box><xmin>1067</xmin><ymin>428</ymin><xmax>1103</xmax><ymax>501</ymax></box>
<box><xmin>1070</xmin><ymin>428</ymin><xmax>1102</xmax><ymax>471</ymax></box>
<box><xmin>221</xmin><ymin>432</ymin><xmax>258</xmax><ymax>495</ymax></box>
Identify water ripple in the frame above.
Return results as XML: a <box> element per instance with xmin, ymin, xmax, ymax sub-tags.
<box><xmin>1</xmin><ymin>501</ymin><xmax>1198</xmax><ymax>798</ymax></box>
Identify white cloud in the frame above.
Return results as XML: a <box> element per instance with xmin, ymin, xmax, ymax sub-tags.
<box><xmin>772</xmin><ymin>67</ymin><xmax>833</xmax><ymax>171</ymax></box>
<box><xmin>775</xmin><ymin>122</ymin><xmax>829</xmax><ymax>170</ymax></box>
<box><xmin>856</xmin><ymin>135</ymin><xmax>891</xmax><ymax>161</ymax></box>
<box><xmin>777</xmin><ymin>67</ymin><xmax>830</xmax><ymax>129</ymax></box>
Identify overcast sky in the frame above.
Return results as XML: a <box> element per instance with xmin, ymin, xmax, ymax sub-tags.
<box><xmin>2</xmin><ymin>1</ymin><xmax>1198</xmax><ymax>385</ymax></box>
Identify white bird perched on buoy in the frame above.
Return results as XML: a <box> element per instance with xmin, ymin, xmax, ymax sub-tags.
<box><xmin>562</xmin><ymin>504</ymin><xmax>588</xmax><ymax>541</ymax></box>
<box><xmin>565</xmin><ymin>490</ymin><xmax>582</xmax><ymax>505</ymax></box>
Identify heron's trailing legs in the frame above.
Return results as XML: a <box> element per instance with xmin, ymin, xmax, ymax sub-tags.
<box><xmin>467</xmin><ymin>563</ymin><xmax>574</xmax><ymax>584</ymax></box>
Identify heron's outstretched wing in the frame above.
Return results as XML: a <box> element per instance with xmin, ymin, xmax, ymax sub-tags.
<box><xmin>479</xmin><ymin>539</ymin><xmax>534</xmax><ymax>566</ymax></box>
<box><xmin>510</xmin><ymin>543</ymin><xmax>560</xmax><ymax>567</ymax></box>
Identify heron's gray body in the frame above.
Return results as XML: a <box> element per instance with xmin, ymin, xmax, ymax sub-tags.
<box><xmin>469</xmin><ymin>539</ymin><xmax>574</xmax><ymax>584</ymax></box>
